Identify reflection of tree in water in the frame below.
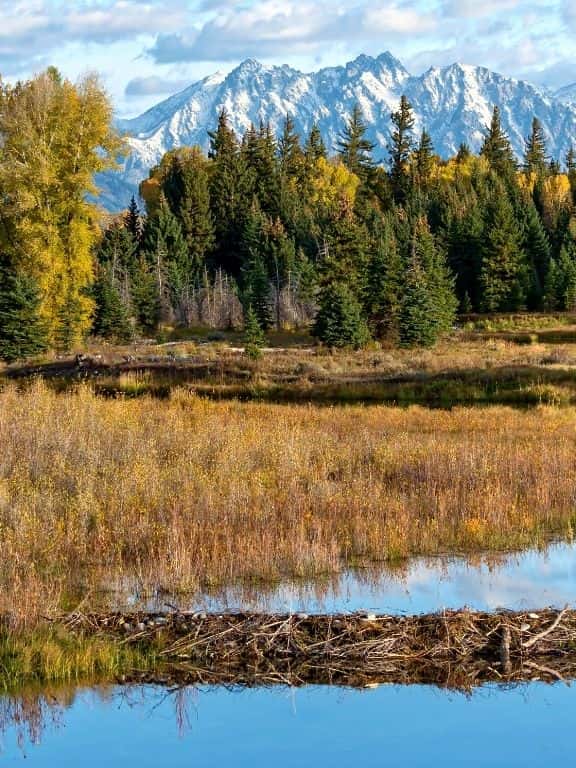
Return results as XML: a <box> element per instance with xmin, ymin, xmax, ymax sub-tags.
<box><xmin>117</xmin><ymin>684</ymin><xmax>198</xmax><ymax>738</ymax></box>
<box><xmin>0</xmin><ymin>684</ymin><xmax>199</xmax><ymax>752</ymax></box>
<box><xmin>0</xmin><ymin>687</ymin><xmax>66</xmax><ymax>752</ymax></box>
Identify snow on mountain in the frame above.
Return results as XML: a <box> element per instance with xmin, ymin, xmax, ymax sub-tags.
<box><xmin>97</xmin><ymin>52</ymin><xmax>576</xmax><ymax>211</ymax></box>
<box><xmin>556</xmin><ymin>83</ymin><xmax>576</xmax><ymax>106</ymax></box>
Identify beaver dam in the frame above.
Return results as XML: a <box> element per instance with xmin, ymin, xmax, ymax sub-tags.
<box><xmin>52</xmin><ymin>608</ymin><xmax>576</xmax><ymax>690</ymax></box>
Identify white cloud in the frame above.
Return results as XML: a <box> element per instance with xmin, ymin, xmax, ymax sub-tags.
<box><xmin>125</xmin><ymin>75</ymin><xmax>192</xmax><ymax>97</ymax></box>
<box><xmin>148</xmin><ymin>0</ymin><xmax>438</xmax><ymax>63</ymax></box>
<box><xmin>0</xmin><ymin>1</ymin><xmax>188</xmax><ymax>73</ymax></box>
<box><xmin>0</xmin><ymin>0</ymin><xmax>574</xmax><ymax>114</ymax></box>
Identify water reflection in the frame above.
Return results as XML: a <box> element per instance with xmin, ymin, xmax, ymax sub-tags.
<box><xmin>106</xmin><ymin>541</ymin><xmax>576</xmax><ymax>615</ymax></box>
<box><xmin>1</xmin><ymin>681</ymin><xmax>575</xmax><ymax>765</ymax></box>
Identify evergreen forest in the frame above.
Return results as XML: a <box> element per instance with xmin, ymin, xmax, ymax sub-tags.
<box><xmin>2</xmin><ymin>69</ymin><xmax>576</xmax><ymax>360</ymax></box>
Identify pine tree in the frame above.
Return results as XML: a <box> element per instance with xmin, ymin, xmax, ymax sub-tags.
<box><xmin>208</xmin><ymin>109</ymin><xmax>249</xmax><ymax>275</ymax></box>
<box><xmin>244</xmin><ymin>121</ymin><xmax>280</xmax><ymax>217</ymax></box>
<box><xmin>480</xmin><ymin>184</ymin><xmax>528</xmax><ymax>312</ymax></box>
<box><xmin>413</xmin><ymin>219</ymin><xmax>457</xmax><ymax>338</ymax></box>
<box><xmin>54</xmin><ymin>288</ymin><xmax>86</xmax><ymax>352</ymax></box>
<box><xmin>389</xmin><ymin>95</ymin><xmax>415</xmax><ymax>203</ymax></box>
<box><xmin>242</xmin><ymin>248</ymin><xmax>272</xmax><ymax>331</ymax></box>
<box><xmin>320</xmin><ymin>208</ymin><xmax>370</xmax><ymax>295</ymax></box>
<box><xmin>131</xmin><ymin>256</ymin><xmax>161</xmax><ymax>333</ymax></box>
<box><xmin>543</xmin><ymin>257</ymin><xmax>561</xmax><ymax>311</ymax></box>
<box><xmin>557</xmin><ymin>243</ymin><xmax>576</xmax><ymax>310</ymax></box>
<box><xmin>143</xmin><ymin>200</ymin><xmax>189</xmax><ymax>322</ymax></box>
<box><xmin>414</xmin><ymin>130</ymin><xmax>435</xmax><ymax>189</ymax></box>
<box><xmin>304</xmin><ymin>123</ymin><xmax>327</xmax><ymax>163</ymax></box>
<box><xmin>161</xmin><ymin>148</ymin><xmax>215</xmax><ymax>282</ymax></box>
<box><xmin>313</xmin><ymin>282</ymin><xmax>371</xmax><ymax>349</ymax></box>
<box><xmin>91</xmin><ymin>264</ymin><xmax>132</xmax><ymax>342</ymax></box>
<box><xmin>480</xmin><ymin>106</ymin><xmax>516</xmax><ymax>177</ymax></box>
<box><xmin>0</xmin><ymin>260</ymin><xmax>48</xmax><ymax>362</ymax></box>
<box><xmin>243</xmin><ymin>304</ymin><xmax>266</xmax><ymax>359</ymax></box>
<box><xmin>337</xmin><ymin>104</ymin><xmax>376</xmax><ymax>184</ymax></box>
<box><xmin>398</xmin><ymin>255</ymin><xmax>436</xmax><ymax>348</ymax></box>
<box><xmin>445</xmin><ymin>197</ymin><xmax>484</xmax><ymax>311</ymax></box>
<box><xmin>522</xmin><ymin>200</ymin><xmax>551</xmax><ymax>309</ymax></box>
<box><xmin>279</xmin><ymin>114</ymin><xmax>304</xmax><ymax>178</ymax></box>
<box><xmin>524</xmin><ymin>118</ymin><xmax>549</xmax><ymax>175</ymax></box>
<box><xmin>97</xmin><ymin>222</ymin><xmax>137</xmax><ymax>313</ymax></box>
<box><xmin>124</xmin><ymin>196</ymin><xmax>143</xmax><ymax>252</ymax></box>
<box><xmin>363</xmin><ymin>217</ymin><xmax>403</xmax><ymax>339</ymax></box>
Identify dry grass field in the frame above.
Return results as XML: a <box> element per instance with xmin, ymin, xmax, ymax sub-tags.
<box><xmin>0</xmin><ymin>381</ymin><xmax>574</xmax><ymax>627</ymax></box>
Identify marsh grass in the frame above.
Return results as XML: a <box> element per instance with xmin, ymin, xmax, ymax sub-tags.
<box><xmin>0</xmin><ymin>382</ymin><xmax>575</xmax><ymax>627</ymax></box>
<box><xmin>0</xmin><ymin>626</ymin><xmax>154</xmax><ymax>689</ymax></box>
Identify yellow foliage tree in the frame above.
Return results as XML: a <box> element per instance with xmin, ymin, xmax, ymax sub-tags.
<box><xmin>540</xmin><ymin>174</ymin><xmax>572</xmax><ymax>230</ymax></box>
<box><xmin>0</xmin><ymin>69</ymin><xmax>124</xmax><ymax>347</ymax></box>
<box><xmin>308</xmin><ymin>156</ymin><xmax>360</xmax><ymax>217</ymax></box>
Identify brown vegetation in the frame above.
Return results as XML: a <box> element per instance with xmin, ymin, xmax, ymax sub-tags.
<box><xmin>8</xmin><ymin>330</ymin><xmax>576</xmax><ymax>406</ymax></box>
<box><xmin>0</xmin><ymin>381</ymin><xmax>575</xmax><ymax>626</ymax></box>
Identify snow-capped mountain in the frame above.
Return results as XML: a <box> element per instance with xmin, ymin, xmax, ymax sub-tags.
<box><xmin>556</xmin><ymin>83</ymin><xmax>576</xmax><ymax>106</ymax></box>
<box><xmin>98</xmin><ymin>52</ymin><xmax>576</xmax><ymax>211</ymax></box>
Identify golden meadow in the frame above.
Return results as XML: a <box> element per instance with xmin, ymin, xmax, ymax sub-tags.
<box><xmin>1</xmin><ymin>380</ymin><xmax>575</xmax><ymax>629</ymax></box>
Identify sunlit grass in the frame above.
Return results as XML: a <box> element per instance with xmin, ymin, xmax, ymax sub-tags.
<box><xmin>0</xmin><ymin>381</ymin><xmax>574</xmax><ymax>626</ymax></box>
<box><xmin>0</xmin><ymin>627</ymin><xmax>154</xmax><ymax>689</ymax></box>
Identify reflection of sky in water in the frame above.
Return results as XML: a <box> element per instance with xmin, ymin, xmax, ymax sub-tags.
<box><xmin>186</xmin><ymin>542</ymin><xmax>576</xmax><ymax>615</ymax></box>
<box><xmin>2</xmin><ymin>682</ymin><xmax>575</xmax><ymax>766</ymax></box>
<box><xmin>3</xmin><ymin>545</ymin><xmax>575</xmax><ymax>763</ymax></box>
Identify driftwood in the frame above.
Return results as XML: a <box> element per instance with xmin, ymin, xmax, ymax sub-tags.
<box><xmin>56</xmin><ymin>607</ymin><xmax>576</xmax><ymax>689</ymax></box>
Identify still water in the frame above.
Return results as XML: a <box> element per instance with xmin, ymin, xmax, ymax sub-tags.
<box><xmin>2</xmin><ymin>541</ymin><xmax>575</xmax><ymax>765</ymax></box>
<box><xmin>1</xmin><ymin>682</ymin><xmax>574</xmax><ymax>766</ymax></box>
<box><xmin>180</xmin><ymin>540</ymin><xmax>576</xmax><ymax>615</ymax></box>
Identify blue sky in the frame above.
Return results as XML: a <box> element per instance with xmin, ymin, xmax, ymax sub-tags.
<box><xmin>0</xmin><ymin>0</ymin><xmax>573</xmax><ymax>117</ymax></box>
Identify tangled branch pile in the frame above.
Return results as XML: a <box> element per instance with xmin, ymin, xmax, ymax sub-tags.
<box><xmin>59</xmin><ymin>608</ymin><xmax>576</xmax><ymax>688</ymax></box>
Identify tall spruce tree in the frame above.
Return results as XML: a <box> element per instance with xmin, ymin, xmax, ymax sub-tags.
<box><xmin>414</xmin><ymin>130</ymin><xmax>435</xmax><ymax>190</ymax></box>
<box><xmin>389</xmin><ymin>95</ymin><xmax>415</xmax><ymax>204</ymax></box>
<box><xmin>398</xmin><ymin>254</ymin><xmax>436</xmax><ymax>348</ymax></box>
<box><xmin>337</xmin><ymin>104</ymin><xmax>376</xmax><ymax>184</ymax></box>
<box><xmin>142</xmin><ymin>199</ymin><xmax>189</xmax><ymax>322</ymax></box>
<box><xmin>208</xmin><ymin>109</ymin><xmax>249</xmax><ymax>274</ymax></box>
<box><xmin>363</xmin><ymin>217</ymin><xmax>404</xmax><ymax>340</ymax></box>
<box><xmin>279</xmin><ymin>115</ymin><xmax>304</xmax><ymax>178</ymax></box>
<box><xmin>250</xmin><ymin>122</ymin><xmax>281</xmax><ymax>216</ymax></box>
<box><xmin>304</xmin><ymin>123</ymin><xmax>327</xmax><ymax>163</ymax></box>
<box><xmin>125</xmin><ymin>196</ymin><xmax>143</xmax><ymax>253</ymax></box>
<box><xmin>523</xmin><ymin>118</ymin><xmax>549</xmax><ymax>176</ymax></box>
<box><xmin>414</xmin><ymin>218</ymin><xmax>457</xmax><ymax>338</ymax></box>
<box><xmin>161</xmin><ymin>148</ymin><xmax>215</xmax><ymax>282</ymax></box>
<box><xmin>480</xmin><ymin>106</ymin><xmax>516</xmax><ymax>177</ymax></box>
<box><xmin>131</xmin><ymin>256</ymin><xmax>161</xmax><ymax>333</ymax></box>
<box><xmin>522</xmin><ymin>200</ymin><xmax>551</xmax><ymax>309</ymax></box>
<box><xmin>480</xmin><ymin>183</ymin><xmax>528</xmax><ymax>312</ymax></box>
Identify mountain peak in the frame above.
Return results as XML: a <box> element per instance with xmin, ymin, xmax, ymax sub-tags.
<box><xmin>102</xmin><ymin>52</ymin><xmax>576</xmax><ymax>212</ymax></box>
<box><xmin>232</xmin><ymin>58</ymin><xmax>267</xmax><ymax>76</ymax></box>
